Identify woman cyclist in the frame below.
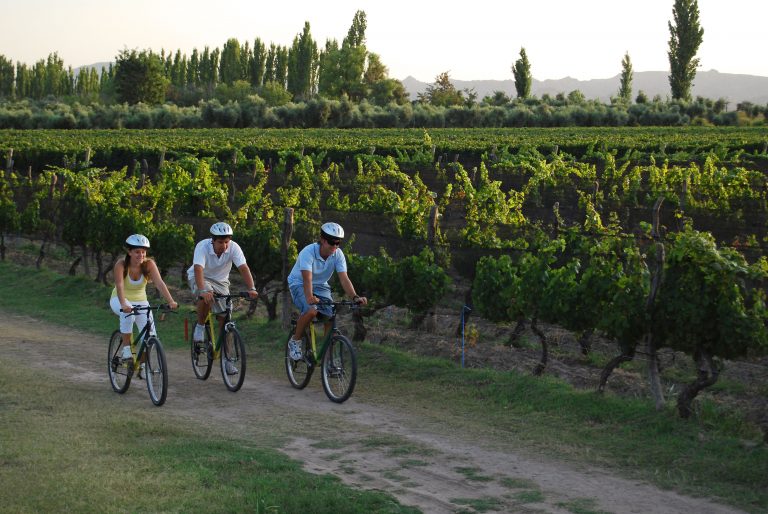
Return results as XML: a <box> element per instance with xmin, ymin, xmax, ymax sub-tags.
<box><xmin>110</xmin><ymin>234</ymin><xmax>178</xmax><ymax>367</ymax></box>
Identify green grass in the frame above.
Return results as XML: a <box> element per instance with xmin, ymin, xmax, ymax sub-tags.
<box><xmin>453</xmin><ymin>466</ymin><xmax>494</xmax><ymax>482</ymax></box>
<box><xmin>1</xmin><ymin>261</ymin><xmax>767</xmax><ymax>512</ymax></box>
<box><xmin>556</xmin><ymin>498</ymin><xmax>611</xmax><ymax>514</ymax></box>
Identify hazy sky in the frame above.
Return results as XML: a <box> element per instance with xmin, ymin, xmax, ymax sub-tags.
<box><xmin>1</xmin><ymin>0</ymin><xmax>766</xmax><ymax>81</ymax></box>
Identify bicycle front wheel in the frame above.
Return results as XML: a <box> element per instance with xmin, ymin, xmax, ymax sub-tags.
<box><xmin>191</xmin><ymin>323</ymin><xmax>213</xmax><ymax>380</ymax></box>
<box><xmin>285</xmin><ymin>332</ymin><xmax>313</xmax><ymax>389</ymax></box>
<box><xmin>108</xmin><ymin>330</ymin><xmax>131</xmax><ymax>393</ymax></box>
<box><xmin>221</xmin><ymin>327</ymin><xmax>246</xmax><ymax>392</ymax></box>
<box><xmin>144</xmin><ymin>337</ymin><xmax>168</xmax><ymax>406</ymax></box>
<box><xmin>321</xmin><ymin>334</ymin><xmax>357</xmax><ymax>403</ymax></box>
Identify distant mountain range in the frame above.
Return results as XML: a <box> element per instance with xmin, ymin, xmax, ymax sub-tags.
<box><xmin>75</xmin><ymin>62</ymin><xmax>767</xmax><ymax>106</ymax></box>
<box><xmin>402</xmin><ymin>70</ymin><xmax>768</xmax><ymax>106</ymax></box>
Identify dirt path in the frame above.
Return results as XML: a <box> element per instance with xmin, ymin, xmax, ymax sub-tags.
<box><xmin>1</xmin><ymin>310</ymin><xmax>743</xmax><ymax>514</ymax></box>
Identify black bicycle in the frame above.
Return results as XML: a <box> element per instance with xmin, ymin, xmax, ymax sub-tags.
<box><xmin>108</xmin><ymin>304</ymin><xmax>171</xmax><ymax>406</ymax></box>
<box><xmin>285</xmin><ymin>299</ymin><xmax>359</xmax><ymax>403</ymax></box>
<box><xmin>191</xmin><ymin>292</ymin><xmax>252</xmax><ymax>392</ymax></box>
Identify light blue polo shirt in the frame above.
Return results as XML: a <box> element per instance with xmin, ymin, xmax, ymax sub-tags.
<box><xmin>287</xmin><ymin>243</ymin><xmax>347</xmax><ymax>289</ymax></box>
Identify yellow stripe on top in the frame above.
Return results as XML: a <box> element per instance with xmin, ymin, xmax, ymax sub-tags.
<box><xmin>111</xmin><ymin>274</ymin><xmax>148</xmax><ymax>302</ymax></box>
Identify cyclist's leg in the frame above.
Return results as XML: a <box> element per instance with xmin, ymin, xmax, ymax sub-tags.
<box><xmin>209</xmin><ymin>278</ymin><xmax>230</xmax><ymax>352</ymax></box>
<box><xmin>188</xmin><ymin>275</ymin><xmax>212</xmax><ymax>340</ymax></box>
<box><xmin>110</xmin><ymin>296</ymin><xmax>135</xmax><ymax>358</ymax></box>
<box><xmin>290</xmin><ymin>284</ymin><xmax>318</xmax><ymax>340</ymax></box>
<box><xmin>131</xmin><ymin>301</ymin><xmax>150</xmax><ymax>363</ymax></box>
<box><xmin>190</xmin><ymin>276</ymin><xmax>228</xmax><ymax>344</ymax></box>
<box><xmin>313</xmin><ymin>285</ymin><xmax>334</xmax><ymax>338</ymax></box>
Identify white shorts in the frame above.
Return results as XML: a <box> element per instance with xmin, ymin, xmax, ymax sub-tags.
<box><xmin>110</xmin><ymin>296</ymin><xmax>154</xmax><ymax>336</ymax></box>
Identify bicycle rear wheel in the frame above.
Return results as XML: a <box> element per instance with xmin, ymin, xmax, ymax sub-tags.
<box><xmin>321</xmin><ymin>334</ymin><xmax>357</xmax><ymax>403</ymax></box>
<box><xmin>221</xmin><ymin>327</ymin><xmax>246</xmax><ymax>392</ymax></box>
<box><xmin>285</xmin><ymin>332</ymin><xmax>313</xmax><ymax>389</ymax></box>
<box><xmin>191</xmin><ymin>322</ymin><xmax>213</xmax><ymax>380</ymax></box>
<box><xmin>108</xmin><ymin>330</ymin><xmax>131</xmax><ymax>393</ymax></box>
<box><xmin>144</xmin><ymin>337</ymin><xmax>168</xmax><ymax>406</ymax></box>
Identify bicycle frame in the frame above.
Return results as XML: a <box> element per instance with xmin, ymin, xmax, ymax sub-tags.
<box><xmin>202</xmin><ymin>296</ymin><xmax>237</xmax><ymax>360</ymax></box>
<box><xmin>307</xmin><ymin>317</ymin><xmax>339</xmax><ymax>363</ymax></box>
<box><xmin>127</xmin><ymin>306</ymin><xmax>158</xmax><ymax>369</ymax></box>
<box><xmin>190</xmin><ymin>291</ymin><xmax>250</xmax><ymax>392</ymax></box>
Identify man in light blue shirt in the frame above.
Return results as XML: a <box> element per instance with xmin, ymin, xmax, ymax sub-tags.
<box><xmin>287</xmin><ymin>222</ymin><xmax>367</xmax><ymax>360</ymax></box>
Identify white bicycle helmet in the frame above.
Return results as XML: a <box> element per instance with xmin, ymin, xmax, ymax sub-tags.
<box><xmin>321</xmin><ymin>222</ymin><xmax>344</xmax><ymax>240</ymax></box>
<box><xmin>125</xmin><ymin>234</ymin><xmax>150</xmax><ymax>248</ymax></box>
<box><xmin>210</xmin><ymin>222</ymin><xmax>234</xmax><ymax>236</ymax></box>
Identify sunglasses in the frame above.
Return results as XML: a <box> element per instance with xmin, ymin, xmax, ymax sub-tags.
<box><xmin>326</xmin><ymin>238</ymin><xmax>342</xmax><ymax>247</ymax></box>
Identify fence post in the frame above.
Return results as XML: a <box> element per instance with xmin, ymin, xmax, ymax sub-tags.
<box><xmin>647</xmin><ymin>197</ymin><xmax>666</xmax><ymax>410</ymax></box>
<box><xmin>460</xmin><ymin>305</ymin><xmax>472</xmax><ymax>368</ymax></box>
<box><xmin>281</xmin><ymin>208</ymin><xmax>295</xmax><ymax>328</ymax></box>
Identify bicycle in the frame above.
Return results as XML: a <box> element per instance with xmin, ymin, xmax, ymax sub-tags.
<box><xmin>107</xmin><ymin>304</ymin><xmax>171</xmax><ymax>406</ymax></box>
<box><xmin>285</xmin><ymin>299</ymin><xmax>359</xmax><ymax>403</ymax></box>
<box><xmin>190</xmin><ymin>292</ymin><xmax>252</xmax><ymax>392</ymax></box>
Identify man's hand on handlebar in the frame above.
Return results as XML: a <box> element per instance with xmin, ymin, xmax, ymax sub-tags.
<box><xmin>199</xmin><ymin>290</ymin><xmax>214</xmax><ymax>305</ymax></box>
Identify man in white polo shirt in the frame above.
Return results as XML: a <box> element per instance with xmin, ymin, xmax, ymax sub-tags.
<box><xmin>187</xmin><ymin>222</ymin><xmax>258</xmax><ymax>357</ymax></box>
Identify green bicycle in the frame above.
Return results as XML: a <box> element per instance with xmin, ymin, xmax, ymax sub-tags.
<box><xmin>190</xmin><ymin>292</ymin><xmax>251</xmax><ymax>392</ymax></box>
<box><xmin>285</xmin><ymin>299</ymin><xmax>359</xmax><ymax>403</ymax></box>
<box><xmin>108</xmin><ymin>304</ymin><xmax>171</xmax><ymax>406</ymax></box>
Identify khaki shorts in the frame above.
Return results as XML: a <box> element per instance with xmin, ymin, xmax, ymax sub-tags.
<box><xmin>188</xmin><ymin>276</ymin><xmax>230</xmax><ymax>315</ymax></box>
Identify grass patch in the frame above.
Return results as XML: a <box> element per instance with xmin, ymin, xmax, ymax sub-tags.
<box><xmin>512</xmin><ymin>489</ymin><xmax>545</xmax><ymax>504</ymax></box>
<box><xmin>450</xmin><ymin>496</ymin><xmax>504</xmax><ymax>513</ymax></box>
<box><xmin>310</xmin><ymin>440</ymin><xmax>347</xmax><ymax>450</ymax></box>
<box><xmin>498</xmin><ymin>477</ymin><xmax>538</xmax><ymax>489</ymax></box>
<box><xmin>360</xmin><ymin>434</ymin><xmax>436</xmax><ymax>458</ymax></box>
<box><xmin>556</xmin><ymin>498</ymin><xmax>611</xmax><ymax>514</ymax></box>
<box><xmin>453</xmin><ymin>466</ymin><xmax>494</xmax><ymax>482</ymax></box>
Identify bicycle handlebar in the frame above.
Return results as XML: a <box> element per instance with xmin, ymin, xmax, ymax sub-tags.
<box><xmin>127</xmin><ymin>304</ymin><xmax>175</xmax><ymax>316</ymax></box>
<box><xmin>197</xmin><ymin>291</ymin><xmax>256</xmax><ymax>301</ymax></box>
<box><xmin>315</xmin><ymin>298</ymin><xmax>365</xmax><ymax>308</ymax></box>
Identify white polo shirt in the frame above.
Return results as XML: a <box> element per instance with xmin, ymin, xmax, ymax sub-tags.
<box><xmin>186</xmin><ymin>238</ymin><xmax>247</xmax><ymax>283</ymax></box>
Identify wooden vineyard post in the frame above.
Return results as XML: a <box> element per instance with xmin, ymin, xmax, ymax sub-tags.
<box><xmin>425</xmin><ymin>204</ymin><xmax>440</xmax><ymax>332</ymax></box>
<box><xmin>646</xmin><ymin>197</ymin><xmax>666</xmax><ymax>410</ymax></box>
<box><xmin>5</xmin><ymin>149</ymin><xmax>12</xmax><ymax>173</ymax></box>
<box><xmin>427</xmin><ymin>205</ymin><xmax>438</xmax><ymax>245</ymax></box>
<box><xmin>281</xmin><ymin>208</ymin><xmax>294</xmax><ymax>328</ymax></box>
<box><xmin>140</xmin><ymin>159</ymin><xmax>148</xmax><ymax>189</ymax></box>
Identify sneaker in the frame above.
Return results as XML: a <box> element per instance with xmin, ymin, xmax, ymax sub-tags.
<box><xmin>288</xmin><ymin>338</ymin><xmax>303</xmax><ymax>360</ymax></box>
<box><xmin>193</xmin><ymin>323</ymin><xmax>205</xmax><ymax>343</ymax></box>
<box><xmin>121</xmin><ymin>346</ymin><xmax>133</xmax><ymax>360</ymax></box>
<box><xmin>137</xmin><ymin>362</ymin><xmax>146</xmax><ymax>380</ymax></box>
<box><xmin>225</xmin><ymin>361</ymin><xmax>238</xmax><ymax>375</ymax></box>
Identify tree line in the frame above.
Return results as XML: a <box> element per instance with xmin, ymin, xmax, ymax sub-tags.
<box><xmin>0</xmin><ymin>11</ymin><xmax>407</xmax><ymax>109</ymax></box>
<box><xmin>0</xmin><ymin>1</ymin><xmax>764</xmax><ymax>127</ymax></box>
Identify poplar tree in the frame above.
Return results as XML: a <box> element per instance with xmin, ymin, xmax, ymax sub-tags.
<box><xmin>220</xmin><ymin>38</ymin><xmax>243</xmax><ymax>85</ymax></box>
<box><xmin>287</xmin><ymin>22</ymin><xmax>318</xmax><ymax>101</ymax></box>
<box><xmin>618</xmin><ymin>52</ymin><xmax>633</xmax><ymax>103</ymax></box>
<box><xmin>251</xmin><ymin>38</ymin><xmax>266</xmax><ymax>88</ymax></box>
<box><xmin>317</xmin><ymin>10</ymin><xmax>368</xmax><ymax>100</ymax></box>
<box><xmin>0</xmin><ymin>55</ymin><xmax>14</xmax><ymax>98</ymax></box>
<box><xmin>512</xmin><ymin>48</ymin><xmax>532</xmax><ymax>99</ymax></box>
<box><xmin>668</xmin><ymin>0</ymin><xmax>704</xmax><ymax>101</ymax></box>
